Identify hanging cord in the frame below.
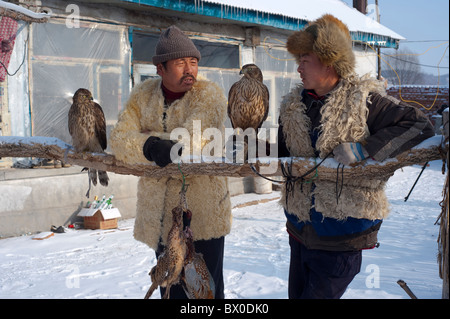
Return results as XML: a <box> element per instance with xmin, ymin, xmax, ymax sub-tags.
<box><xmin>335</xmin><ymin>163</ymin><xmax>345</xmax><ymax>205</ymax></box>
<box><xmin>250</xmin><ymin>151</ymin><xmax>333</xmax><ymax>208</ymax></box>
<box><xmin>250</xmin><ymin>151</ymin><xmax>332</xmax><ymax>185</ymax></box>
<box><xmin>177</xmin><ymin>161</ymin><xmax>190</xmax><ymax>213</ymax></box>
<box><xmin>0</xmin><ymin>23</ymin><xmax>29</xmax><ymax>76</ymax></box>
<box><xmin>404</xmin><ymin>161</ymin><xmax>428</xmax><ymax>202</ymax></box>
<box><xmin>178</xmin><ymin>161</ymin><xmax>187</xmax><ymax>193</ymax></box>
<box><xmin>250</xmin><ymin>165</ymin><xmax>283</xmax><ymax>183</ymax></box>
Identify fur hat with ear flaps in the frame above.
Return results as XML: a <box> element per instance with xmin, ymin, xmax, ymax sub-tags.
<box><xmin>287</xmin><ymin>14</ymin><xmax>355</xmax><ymax>78</ymax></box>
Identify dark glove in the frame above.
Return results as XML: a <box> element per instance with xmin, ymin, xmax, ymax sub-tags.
<box><xmin>143</xmin><ymin>136</ymin><xmax>181</xmax><ymax>167</ymax></box>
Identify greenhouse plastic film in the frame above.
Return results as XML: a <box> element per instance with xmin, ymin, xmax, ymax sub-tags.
<box><xmin>30</xmin><ymin>21</ymin><xmax>131</xmax><ymax>148</ymax></box>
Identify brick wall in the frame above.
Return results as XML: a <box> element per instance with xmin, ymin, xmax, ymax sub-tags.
<box><xmin>386</xmin><ymin>86</ymin><xmax>449</xmax><ymax>125</ymax></box>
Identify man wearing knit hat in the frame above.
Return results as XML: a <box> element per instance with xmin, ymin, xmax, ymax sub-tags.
<box><xmin>278</xmin><ymin>14</ymin><xmax>434</xmax><ymax>298</ymax></box>
<box><xmin>110</xmin><ymin>25</ymin><xmax>232</xmax><ymax>299</ymax></box>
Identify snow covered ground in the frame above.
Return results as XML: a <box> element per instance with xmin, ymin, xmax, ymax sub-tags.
<box><xmin>0</xmin><ymin>160</ymin><xmax>446</xmax><ymax>299</ymax></box>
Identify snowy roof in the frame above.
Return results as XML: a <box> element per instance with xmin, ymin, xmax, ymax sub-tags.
<box><xmin>78</xmin><ymin>207</ymin><xmax>122</xmax><ymax>220</ymax></box>
<box><xmin>119</xmin><ymin>0</ymin><xmax>404</xmax><ymax>48</ymax></box>
<box><xmin>206</xmin><ymin>0</ymin><xmax>404</xmax><ymax>40</ymax></box>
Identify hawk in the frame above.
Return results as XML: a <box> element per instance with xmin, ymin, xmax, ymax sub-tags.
<box><xmin>68</xmin><ymin>88</ymin><xmax>109</xmax><ymax>196</ymax></box>
<box><xmin>227</xmin><ymin>64</ymin><xmax>269</xmax><ymax>132</ymax></box>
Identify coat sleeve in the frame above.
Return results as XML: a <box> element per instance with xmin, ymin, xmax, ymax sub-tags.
<box><xmin>364</xmin><ymin>93</ymin><xmax>435</xmax><ymax>161</ymax></box>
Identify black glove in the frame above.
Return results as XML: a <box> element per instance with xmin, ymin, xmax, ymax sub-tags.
<box><xmin>143</xmin><ymin>136</ymin><xmax>181</xmax><ymax>167</ymax></box>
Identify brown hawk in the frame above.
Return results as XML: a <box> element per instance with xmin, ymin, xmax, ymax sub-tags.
<box><xmin>68</xmin><ymin>88</ymin><xmax>109</xmax><ymax>195</ymax></box>
<box><xmin>227</xmin><ymin>64</ymin><xmax>269</xmax><ymax>132</ymax></box>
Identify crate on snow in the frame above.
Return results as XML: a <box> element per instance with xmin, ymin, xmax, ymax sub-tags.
<box><xmin>77</xmin><ymin>208</ymin><xmax>121</xmax><ymax>230</ymax></box>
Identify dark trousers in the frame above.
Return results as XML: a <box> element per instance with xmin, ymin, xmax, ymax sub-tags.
<box><xmin>155</xmin><ymin>236</ymin><xmax>225</xmax><ymax>299</ymax></box>
<box><xmin>288</xmin><ymin>235</ymin><xmax>362</xmax><ymax>299</ymax></box>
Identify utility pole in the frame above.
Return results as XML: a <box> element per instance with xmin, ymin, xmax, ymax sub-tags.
<box><xmin>375</xmin><ymin>0</ymin><xmax>381</xmax><ymax>80</ymax></box>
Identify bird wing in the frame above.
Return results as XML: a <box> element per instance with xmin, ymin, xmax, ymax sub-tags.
<box><xmin>259</xmin><ymin>82</ymin><xmax>270</xmax><ymax>128</ymax></box>
<box><xmin>68</xmin><ymin>103</ymin><xmax>76</xmax><ymax>136</ymax></box>
<box><xmin>227</xmin><ymin>81</ymin><xmax>241</xmax><ymax>129</ymax></box>
<box><xmin>93</xmin><ymin>102</ymin><xmax>107</xmax><ymax>150</ymax></box>
<box><xmin>183</xmin><ymin>253</ymin><xmax>215</xmax><ymax>299</ymax></box>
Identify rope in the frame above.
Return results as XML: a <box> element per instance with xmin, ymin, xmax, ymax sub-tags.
<box><xmin>250</xmin><ymin>151</ymin><xmax>333</xmax><ymax>185</ymax></box>
<box><xmin>250</xmin><ymin>152</ymin><xmax>333</xmax><ymax>208</ymax></box>
<box><xmin>336</xmin><ymin>163</ymin><xmax>345</xmax><ymax>204</ymax></box>
<box><xmin>177</xmin><ymin>161</ymin><xmax>189</xmax><ymax>210</ymax></box>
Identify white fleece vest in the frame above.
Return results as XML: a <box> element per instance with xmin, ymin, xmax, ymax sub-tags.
<box><xmin>279</xmin><ymin>75</ymin><xmax>390</xmax><ymax>222</ymax></box>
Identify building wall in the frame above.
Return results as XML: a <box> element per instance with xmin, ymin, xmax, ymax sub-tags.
<box><xmin>386</xmin><ymin>86</ymin><xmax>449</xmax><ymax>126</ymax></box>
<box><xmin>0</xmin><ymin>167</ymin><xmax>138</xmax><ymax>238</ymax></box>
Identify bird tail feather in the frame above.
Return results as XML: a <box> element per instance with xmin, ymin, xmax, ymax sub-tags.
<box><xmin>98</xmin><ymin>170</ymin><xmax>109</xmax><ymax>187</ymax></box>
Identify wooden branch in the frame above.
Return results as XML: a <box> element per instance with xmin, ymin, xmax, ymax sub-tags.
<box><xmin>397</xmin><ymin>280</ymin><xmax>418</xmax><ymax>299</ymax></box>
<box><xmin>0</xmin><ymin>136</ymin><xmax>446</xmax><ymax>181</ymax></box>
<box><xmin>0</xmin><ymin>7</ymin><xmax>49</xmax><ymax>23</ymax></box>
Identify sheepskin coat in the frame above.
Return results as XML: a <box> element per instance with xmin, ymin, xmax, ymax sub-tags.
<box><xmin>110</xmin><ymin>78</ymin><xmax>232</xmax><ymax>249</ymax></box>
<box><xmin>279</xmin><ymin>75</ymin><xmax>409</xmax><ymax>222</ymax></box>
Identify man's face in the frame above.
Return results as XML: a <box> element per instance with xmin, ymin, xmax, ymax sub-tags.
<box><xmin>157</xmin><ymin>57</ymin><xmax>199</xmax><ymax>93</ymax></box>
<box><xmin>296</xmin><ymin>53</ymin><xmax>329</xmax><ymax>92</ymax></box>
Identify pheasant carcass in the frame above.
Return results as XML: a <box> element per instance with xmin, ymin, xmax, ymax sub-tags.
<box><xmin>144</xmin><ymin>189</ymin><xmax>215</xmax><ymax>299</ymax></box>
<box><xmin>181</xmin><ymin>209</ymin><xmax>215</xmax><ymax>299</ymax></box>
<box><xmin>144</xmin><ymin>205</ymin><xmax>186</xmax><ymax>299</ymax></box>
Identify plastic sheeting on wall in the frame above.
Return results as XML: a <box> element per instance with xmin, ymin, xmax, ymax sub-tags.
<box><xmin>0</xmin><ymin>16</ymin><xmax>19</xmax><ymax>82</ymax></box>
<box><xmin>30</xmin><ymin>21</ymin><xmax>131</xmax><ymax>147</ymax></box>
<box><xmin>6</xmin><ymin>21</ymin><xmax>31</xmax><ymax>167</ymax></box>
<box><xmin>254</xmin><ymin>41</ymin><xmax>300</xmax><ymax>125</ymax></box>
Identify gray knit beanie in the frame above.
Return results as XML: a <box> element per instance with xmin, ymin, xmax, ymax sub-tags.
<box><xmin>152</xmin><ymin>25</ymin><xmax>201</xmax><ymax>65</ymax></box>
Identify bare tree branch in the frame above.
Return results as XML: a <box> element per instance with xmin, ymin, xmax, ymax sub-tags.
<box><xmin>0</xmin><ymin>136</ymin><xmax>446</xmax><ymax>182</ymax></box>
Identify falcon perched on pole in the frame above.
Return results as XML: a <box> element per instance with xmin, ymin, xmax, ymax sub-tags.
<box><xmin>68</xmin><ymin>88</ymin><xmax>109</xmax><ymax>197</ymax></box>
<box><xmin>227</xmin><ymin>64</ymin><xmax>269</xmax><ymax>132</ymax></box>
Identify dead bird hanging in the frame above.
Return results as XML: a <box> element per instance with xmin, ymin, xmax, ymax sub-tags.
<box><xmin>182</xmin><ymin>208</ymin><xmax>215</xmax><ymax>299</ymax></box>
<box><xmin>68</xmin><ymin>88</ymin><xmax>109</xmax><ymax>197</ymax></box>
<box><xmin>144</xmin><ymin>187</ymin><xmax>215</xmax><ymax>299</ymax></box>
<box><xmin>144</xmin><ymin>204</ymin><xmax>186</xmax><ymax>299</ymax></box>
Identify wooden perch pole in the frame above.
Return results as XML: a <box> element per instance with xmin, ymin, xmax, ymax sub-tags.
<box><xmin>397</xmin><ymin>279</ymin><xmax>418</xmax><ymax>299</ymax></box>
<box><xmin>0</xmin><ymin>136</ymin><xmax>446</xmax><ymax>181</ymax></box>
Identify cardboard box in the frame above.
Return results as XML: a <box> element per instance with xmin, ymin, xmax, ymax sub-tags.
<box><xmin>77</xmin><ymin>207</ymin><xmax>121</xmax><ymax>230</ymax></box>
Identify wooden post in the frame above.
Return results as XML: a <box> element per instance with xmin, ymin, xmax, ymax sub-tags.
<box><xmin>441</xmin><ymin>110</ymin><xmax>449</xmax><ymax>299</ymax></box>
<box><xmin>397</xmin><ymin>280</ymin><xmax>418</xmax><ymax>299</ymax></box>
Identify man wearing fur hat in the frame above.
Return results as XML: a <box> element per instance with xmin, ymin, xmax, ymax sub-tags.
<box><xmin>110</xmin><ymin>26</ymin><xmax>232</xmax><ymax>299</ymax></box>
<box><xmin>279</xmin><ymin>14</ymin><xmax>434</xmax><ymax>299</ymax></box>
